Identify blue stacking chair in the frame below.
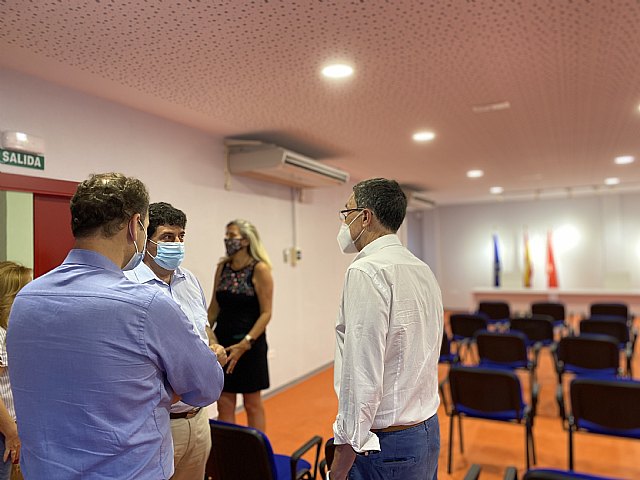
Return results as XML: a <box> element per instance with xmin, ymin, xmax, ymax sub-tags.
<box><xmin>450</xmin><ymin>313</ymin><xmax>488</xmax><ymax>362</ymax></box>
<box><xmin>446</xmin><ymin>366</ymin><xmax>537</xmax><ymax>473</ymax></box>
<box><xmin>440</xmin><ymin>330</ymin><xmax>460</xmax><ymax>365</ymax></box>
<box><xmin>531</xmin><ymin>302</ymin><xmax>568</xmax><ymax>334</ymax></box>
<box><xmin>475</xmin><ymin>330</ymin><xmax>539</xmax><ymax>395</ymax></box>
<box><xmin>589</xmin><ymin>302</ymin><xmax>631</xmax><ymax>325</ymax></box>
<box><xmin>553</xmin><ymin>334</ymin><xmax>621</xmax><ymax>421</ymax></box>
<box><xmin>579</xmin><ymin>318</ymin><xmax>634</xmax><ymax>377</ymax></box>
<box><xmin>509</xmin><ymin>315</ymin><xmax>555</xmax><ymax>351</ymax></box>
<box><xmin>505</xmin><ymin>466</ymin><xmax>626</xmax><ymax>479</ymax></box>
<box><xmin>568</xmin><ymin>378</ymin><xmax>640</xmax><ymax>471</ymax></box>
<box><xmin>477</xmin><ymin>301</ymin><xmax>511</xmax><ymax>329</ymax></box>
<box><xmin>207</xmin><ymin>420</ymin><xmax>322</xmax><ymax>480</ymax></box>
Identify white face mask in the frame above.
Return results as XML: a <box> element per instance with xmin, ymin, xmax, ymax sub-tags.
<box><xmin>337</xmin><ymin>211</ymin><xmax>365</xmax><ymax>254</ymax></box>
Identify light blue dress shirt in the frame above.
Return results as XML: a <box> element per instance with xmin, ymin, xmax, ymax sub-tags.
<box><xmin>125</xmin><ymin>261</ymin><xmax>212</xmax><ymax>413</ymax></box>
<box><xmin>7</xmin><ymin>249</ymin><xmax>224</xmax><ymax>480</ymax></box>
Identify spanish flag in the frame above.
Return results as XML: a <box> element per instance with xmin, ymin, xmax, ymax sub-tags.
<box><xmin>523</xmin><ymin>230</ymin><xmax>533</xmax><ymax>288</ymax></box>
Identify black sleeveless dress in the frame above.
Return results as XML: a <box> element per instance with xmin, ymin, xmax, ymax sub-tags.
<box><xmin>214</xmin><ymin>261</ymin><xmax>270</xmax><ymax>393</ymax></box>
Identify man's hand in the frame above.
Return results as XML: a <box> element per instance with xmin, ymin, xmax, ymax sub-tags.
<box><xmin>329</xmin><ymin>444</ymin><xmax>357</xmax><ymax>480</ymax></box>
<box><xmin>210</xmin><ymin>343</ymin><xmax>228</xmax><ymax>366</ymax></box>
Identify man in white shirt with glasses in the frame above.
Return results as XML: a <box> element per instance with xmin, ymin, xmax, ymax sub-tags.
<box><xmin>330</xmin><ymin>178</ymin><xmax>443</xmax><ymax>480</ymax></box>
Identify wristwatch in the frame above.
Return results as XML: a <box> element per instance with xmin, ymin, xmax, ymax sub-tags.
<box><xmin>244</xmin><ymin>334</ymin><xmax>255</xmax><ymax>348</ymax></box>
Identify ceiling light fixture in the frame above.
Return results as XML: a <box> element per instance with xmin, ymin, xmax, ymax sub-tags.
<box><xmin>412</xmin><ymin>131</ymin><xmax>436</xmax><ymax>142</ymax></box>
<box><xmin>489</xmin><ymin>186</ymin><xmax>504</xmax><ymax>194</ymax></box>
<box><xmin>321</xmin><ymin>64</ymin><xmax>354</xmax><ymax>79</ymax></box>
<box><xmin>614</xmin><ymin>155</ymin><xmax>635</xmax><ymax>165</ymax></box>
<box><xmin>472</xmin><ymin>101</ymin><xmax>511</xmax><ymax>113</ymax></box>
<box><xmin>467</xmin><ymin>169</ymin><xmax>484</xmax><ymax>178</ymax></box>
<box><xmin>604</xmin><ymin>177</ymin><xmax>620</xmax><ymax>186</ymax></box>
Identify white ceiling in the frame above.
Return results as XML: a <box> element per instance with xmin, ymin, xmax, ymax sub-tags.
<box><xmin>1</xmin><ymin>0</ymin><xmax>640</xmax><ymax>205</ymax></box>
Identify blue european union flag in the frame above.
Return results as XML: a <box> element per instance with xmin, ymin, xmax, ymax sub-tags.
<box><xmin>493</xmin><ymin>234</ymin><xmax>501</xmax><ymax>287</ymax></box>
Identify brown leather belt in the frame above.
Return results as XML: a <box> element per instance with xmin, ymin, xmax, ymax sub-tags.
<box><xmin>371</xmin><ymin>420</ymin><xmax>425</xmax><ymax>433</ymax></box>
<box><xmin>170</xmin><ymin>408</ymin><xmax>201</xmax><ymax>420</ymax></box>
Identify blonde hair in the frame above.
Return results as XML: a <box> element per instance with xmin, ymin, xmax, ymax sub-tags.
<box><xmin>225</xmin><ymin>219</ymin><xmax>272</xmax><ymax>269</ymax></box>
<box><xmin>0</xmin><ymin>261</ymin><xmax>32</xmax><ymax>330</ymax></box>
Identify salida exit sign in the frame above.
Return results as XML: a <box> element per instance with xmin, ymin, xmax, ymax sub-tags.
<box><xmin>0</xmin><ymin>148</ymin><xmax>45</xmax><ymax>170</ymax></box>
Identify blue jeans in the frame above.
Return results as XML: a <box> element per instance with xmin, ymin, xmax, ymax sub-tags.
<box><xmin>349</xmin><ymin>414</ymin><xmax>440</xmax><ymax>480</ymax></box>
<box><xmin>0</xmin><ymin>435</ymin><xmax>11</xmax><ymax>480</ymax></box>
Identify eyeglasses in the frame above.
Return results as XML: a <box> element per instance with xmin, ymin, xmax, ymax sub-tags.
<box><xmin>339</xmin><ymin>208</ymin><xmax>364</xmax><ymax>222</ymax></box>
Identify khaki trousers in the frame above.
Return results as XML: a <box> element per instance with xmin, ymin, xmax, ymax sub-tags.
<box><xmin>170</xmin><ymin>408</ymin><xmax>211</xmax><ymax>480</ymax></box>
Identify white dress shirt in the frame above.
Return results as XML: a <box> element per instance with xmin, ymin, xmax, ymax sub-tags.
<box><xmin>333</xmin><ymin>234</ymin><xmax>443</xmax><ymax>453</ymax></box>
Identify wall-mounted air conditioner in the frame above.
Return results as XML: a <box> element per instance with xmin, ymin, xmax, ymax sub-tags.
<box><xmin>406</xmin><ymin>190</ymin><xmax>436</xmax><ymax>211</ymax></box>
<box><xmin>227</xmin><ymin>142</ymin><xmax>349</xmax><ymax>188</ymax></box>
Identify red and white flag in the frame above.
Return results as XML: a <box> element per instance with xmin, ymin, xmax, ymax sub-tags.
<box><xmin>546</xmin><ymin>230</ymin><xmax>558</xmax><ymax>288</ymax></box>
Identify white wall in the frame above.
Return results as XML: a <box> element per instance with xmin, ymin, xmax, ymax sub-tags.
<box><xmin>0</xmin><ymin>67</ymin><xmax>353</xmax><ymax>394</ymax></box>
<box><xmin>420</xmin><ymin>194</ymin><xmax>640</xmax><ymax>310</ymax></box>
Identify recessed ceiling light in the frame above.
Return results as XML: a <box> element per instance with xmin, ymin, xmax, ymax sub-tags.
<box><xmin>467</xmin><ymin>169</ymin><xmax>484</xmax><ymax>178</ymax></box>
<box><xmin>321</xmin><ymin>64</ymin><xmax>354</xmax><ymax>79</ymax></box>
<box><xmin>490</xmin><ymin>186</ymin><xmax>504</xmax><ymax>194</ymax></box>
<box><xmin>604</xmin><ymin>177</ymin><xmax>620</xmax><ymax>186</ymax></box>
<box><xmin>614</xmin><ymin>155</ymin><xmax>635</xmax><ymax>165</ymax></box>
<box><xmin>412</xmin><ymin>131</ymin><xmax>436</xmax><ymax>142</ymax></box>
<box><xmin>472</xmin><ymin>101</ymin><xmax>511</xmax><ymax>113</ymax></box>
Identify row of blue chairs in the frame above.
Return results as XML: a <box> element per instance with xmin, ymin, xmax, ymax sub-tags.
<box><xmin>444</xmin><ymin>313</ymin><xmax>636</xmax><ymax>378</ymax></box>
<box><xmin>476</xmin><ymin>301</ymin><xmax>635</xmax><ymax>331</ymax></box>
<box><xmin>441</xmin><ymin>368</ymin><xmax>640</xmax><ymax>476</ymax></box>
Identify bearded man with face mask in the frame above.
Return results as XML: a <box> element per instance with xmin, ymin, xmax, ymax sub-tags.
<box><xmin>329</xmin><ymin>178</ymin><xmax>444</xmax><ymax>480</ymax></box>
<box><xmin>124</xmin><ymin>202</ymin><xmax>227</xmax><ymax>480</ymax></box>
<box><xmin>7</xmin><ymin>174</ymin><xmax>224</xmax><ymax>480</ymax></box>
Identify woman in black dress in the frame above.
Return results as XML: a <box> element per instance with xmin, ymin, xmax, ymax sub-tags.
<box><xmin>208</xmin><ymin>219</ymin><xmax>273</xmax><ymax>432</ymax></box>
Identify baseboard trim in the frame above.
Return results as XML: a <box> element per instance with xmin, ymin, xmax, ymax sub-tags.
<box><xmin>234</xmin><ymin>361</ymin><xmax>334</xmax><ymax>413</ymax></box>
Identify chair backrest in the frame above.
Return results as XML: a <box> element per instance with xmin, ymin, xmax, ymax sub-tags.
<box><xmin>579</xmin><ymin>318</ymin><xmax>629</xmax><ymax>344</ymax></box>
<box><xmin>448</xmin><ymin>366</ymin><xmax>525</xmax><ymax>420</ymax></box>
<box><xmin>589</xmin><ymin>302</ymin><xmax>628</xmax><ymax>320</ymax></box>
<box><xmin>556</xmin><ymin>335</ymin><xmax>619</xmax><ymax>375</ymax></box>
<box><xmin>531</xmin><ymin>302</ymin><xmax>566</xmax><ymax>322</ymax></box>
<box><xmin>208</xmin><ymin>420</ymin><xmax>276</xmax><ymax>480</ymax></box>
<box><xmin>510</xmin><ymin>315</ymin><xmax>555</xmax><ymax>344</ymax></box>
<box><xmin>570</xmin><ymin>378</ymin><xmax>640</xmax><ymax>438</ymax></box>
<box><xmin>438</xmin><ymin>332</ymin><xmax>458</xmax><ymax>363</ymax></box>
<box><xmin>440</xmin><ymin>331</ymin><xmax>451</xmax><ymax>355</ymax></box>
<box><xmin>477</xmin><ymin>301</ymin><xmax>511</xmax><ymax>320</ymax></box>
<box><xmin>476</xmin><ymin>331</ymin><xmax>529</xmax><ymax>367</ymax></box>
<box><xmin>450</xmin><ymin>313</ymin><xmax>488</xmax><ymax>339</ymax></box>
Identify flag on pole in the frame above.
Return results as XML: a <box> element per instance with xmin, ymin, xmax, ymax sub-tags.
<box><xmin>523</xmin><ymin>230</ymin><xmax>533</xmax><ymax>288</ymax></box>
<box><xmin>547</xmin><ymin>230</ymin><xmax>558</xmax><ymax>288</ymax></box>
<box><xmin>493</xmin><ymin>233</ymin><xmax>501</xmax><ymax>287</ymax></box>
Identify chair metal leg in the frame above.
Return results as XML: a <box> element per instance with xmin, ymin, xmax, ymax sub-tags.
<box><xmin>448</xmin><ymin>413</ymin><xmax>455</xmax><ymax>473</ymax></box>
<box><xmin>568</xmin><ymin>423</ymin><xmax>574</xmax><ymax>471</ymax></box>
<box><xmin>525</xmin><ymin>424</ymin><xmax>530</xmax><ymax>471</ymax></box>
<box><xmin>529</xmin><ymin>423</ymin><xmax>536</xmax><ymax>465</ymax></box>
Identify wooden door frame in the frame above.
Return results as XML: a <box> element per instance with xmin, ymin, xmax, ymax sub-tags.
<box><xmin>0</xmin><ymin>171</ymin><xmax>78</xmax><ymax>197</ymax></box>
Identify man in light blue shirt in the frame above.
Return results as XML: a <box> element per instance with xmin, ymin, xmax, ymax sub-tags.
<box><xmin>7</xmin><ymin>173</ymin><xmax>224</xmax><ymax>480</ymax></box>
<box><xmin>125</xmin><ymin>202</ymin><xmax>226</xmax><ymax>480</ymax></box>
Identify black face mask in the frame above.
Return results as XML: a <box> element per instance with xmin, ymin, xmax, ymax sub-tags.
<box><xmin>224</xmin><ymin>238</ymin><xmax>244</xmax><ymax>257</ymax></box>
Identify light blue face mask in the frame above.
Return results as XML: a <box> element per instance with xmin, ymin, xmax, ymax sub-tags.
<box><xmin>123</xmin><ymin>219</ymin><xmax>147</xmax><ymax>271</ymax></box>
<box><xmin>148</xmin><ymin>240</ymin><xmax>185</xmax><ymax>270</ymax></box>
